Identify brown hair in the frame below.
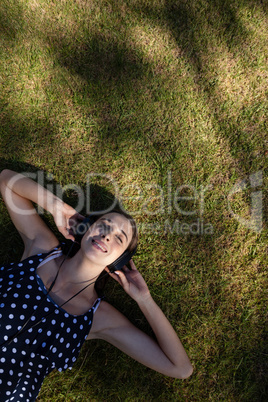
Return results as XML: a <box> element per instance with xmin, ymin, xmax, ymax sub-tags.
<box><xmin>107</xmin><ymin>208</ymin><xmax>138</xmax><ymax>252</ymax></box>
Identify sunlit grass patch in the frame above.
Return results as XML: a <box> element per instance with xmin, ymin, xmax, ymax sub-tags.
<box><xmin>0</xmin><ymin>0</ymin><xmax>267</xmax><ymax>400</ymax></box>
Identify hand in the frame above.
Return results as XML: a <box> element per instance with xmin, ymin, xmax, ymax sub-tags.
<box><xmin>105</xmin><ymin>260</ymin><xmax>151</xmax><ymax>303</ymax></box>
<box><xmin>52</xmin><ymin>200</ymin><xmax>85</xmax><ymax>241</ymax></box>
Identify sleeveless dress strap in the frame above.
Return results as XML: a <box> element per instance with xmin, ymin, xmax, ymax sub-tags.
<box><xmin>92</xmin><ymin>297</ymin><xmax>103</xmax><ymax>314</ymax></box>
<box><xmin>37</xmin><ymin>249</ymin><xmax>63</xmax><ymax>269</ymax></box>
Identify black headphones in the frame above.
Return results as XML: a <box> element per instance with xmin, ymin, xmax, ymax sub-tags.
<box><xmin>74</xmin><ymin>215</ymin><xmax>137</xmax><ymax>273</ymax></box>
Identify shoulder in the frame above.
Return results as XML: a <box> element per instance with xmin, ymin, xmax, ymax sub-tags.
<box><xmin>87</xmin><ymin>300</ymin><xmax>131</xmax><ymax>340</ymax></box>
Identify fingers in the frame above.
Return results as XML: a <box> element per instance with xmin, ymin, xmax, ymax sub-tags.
<box><xmin>58</xmin><ymin>225</ymin><xmax>75</xmax><ymax>241</ymax></box>
<box><xmin>129</xmin><ymin>259</ymin><xmax>137</xmax><ymax>270</ymax></box>
<box><xmin>113</xmin><ymin>270</ymin><xmax>128</xmax><ymax>288</ymax></box>
<box><xmin>104</xmin><ymin>267</ymin><xmax>127</xmax><ymax>287</ymax></box>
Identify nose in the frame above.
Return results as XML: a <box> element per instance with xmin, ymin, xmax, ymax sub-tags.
<box><xmin>101</xmin><ymin>225</ymin><xmax>111</xmax><ymax>241</ymax></box>
<box><xmin>101</xmin><ymin>233</ymin><xmax>110</xmax><ymax>241</ymax></box>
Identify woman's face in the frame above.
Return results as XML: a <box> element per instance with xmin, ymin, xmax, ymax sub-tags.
<box><xmin>81</xmin><ymin>212</ymin><xmax>133</xmax><ymax>267</ymax></box>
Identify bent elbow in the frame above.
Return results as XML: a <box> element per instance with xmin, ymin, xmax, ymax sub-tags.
<box><xmin>175</xmin><ymin>363</ymin><xmax>193</xmax><ymax>379</ymax></box>
<box><xmin>0</xmin><ymin>169</ymin><xmax>12</xmax><ymax>184</ymax></box>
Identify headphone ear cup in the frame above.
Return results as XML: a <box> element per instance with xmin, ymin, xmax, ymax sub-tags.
<box><xmin>107</xmin><ymin>246</ymin><xmax>137</xmax><ymax>273</ymax></box>
<box><xmin>75</xmin><ymin>216</ymin><xmax>97</xmax><ymax>243</ymax></box>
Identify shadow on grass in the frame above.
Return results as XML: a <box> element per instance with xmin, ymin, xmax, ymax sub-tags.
<box><xmin>127</xmin><ymin>0</ymin><xmax>267</xmax><ymax>171</ymax></box>
<box><xmin>0</xmin><ymin>0</ymin><xmax>267</xmax><ymax>399</ymax></box>
<box><xmin>0</xmin><ymin>158</ymin><xmax>119</xmax><ymax>261</ymax></box>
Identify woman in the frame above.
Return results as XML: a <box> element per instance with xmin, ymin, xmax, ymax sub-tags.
<box><xmin>0</xmin><ymin>169</ymin><xmax>192</xmax><ymax>401</ymax></box>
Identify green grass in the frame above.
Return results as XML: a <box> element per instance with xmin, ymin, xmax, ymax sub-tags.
<box><xmin>0</xmin><ymin>0</ymin><xmax>267</xmax><ymax>400</ymax></box>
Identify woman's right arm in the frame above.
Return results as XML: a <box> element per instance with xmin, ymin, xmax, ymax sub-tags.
<box><xmin>0</xmin><ymin>169</ymin><xmax>82</xmax><ymax>258</ymax></box>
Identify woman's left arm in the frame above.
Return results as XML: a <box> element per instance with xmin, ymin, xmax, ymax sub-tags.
<box><xmin>90</xmin><ymin>261</ymin><xmax>193</xmax><ymax>379</ymax></box>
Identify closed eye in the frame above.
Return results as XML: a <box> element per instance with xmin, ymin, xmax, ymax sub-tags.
<box><xmin>116</xmin><ymin>235</ymin><xmax>123</xmax><ymax>244</ymax></box>
<box><xmin>98</xmin><ymin>218</ymin><xmax>128</xmax><ymax>244</ymax></box>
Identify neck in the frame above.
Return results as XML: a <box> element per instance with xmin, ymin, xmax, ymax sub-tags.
<box><xmin>54</xmin><ymin>249</ymin><xmax>105</xmax><ymax>297</ymax></box>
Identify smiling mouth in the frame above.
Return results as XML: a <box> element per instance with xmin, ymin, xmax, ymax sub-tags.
<box><xmin>92</xmin><ymin>239</ymin><xmax>107</xmax><ymax>252</ymax></box>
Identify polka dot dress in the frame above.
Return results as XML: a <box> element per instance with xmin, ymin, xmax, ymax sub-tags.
<box><xmin>0</xmin><ymin>246</ymin><xmax>102</xmax><ymax>401</ymax></box>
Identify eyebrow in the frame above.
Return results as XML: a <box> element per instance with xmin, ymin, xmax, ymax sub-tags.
<box><xmin>100</xmin><ymin>218</ymin><xmax>128</xmax><ymax>242</ymax></box>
